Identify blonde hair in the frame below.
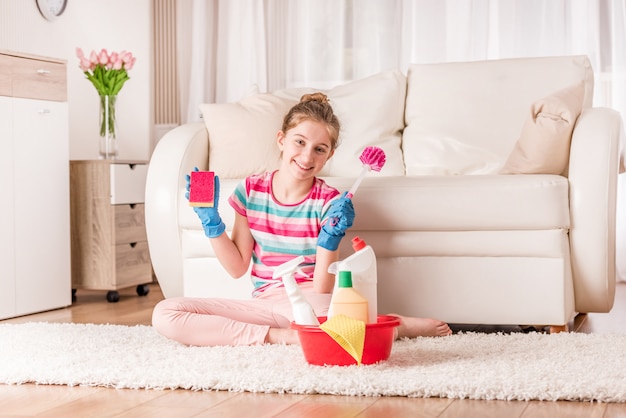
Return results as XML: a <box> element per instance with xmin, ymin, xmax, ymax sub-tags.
<box><xmin>281</xmin><ymin>92</ymin><xmax>341</xmax><ymax>150</ymax></box>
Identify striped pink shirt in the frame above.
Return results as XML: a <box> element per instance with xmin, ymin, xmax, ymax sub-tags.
<box><xmin>228</xmin><ymin>171</ymin><xmax>340</xmax><ymax>296</ymax></box>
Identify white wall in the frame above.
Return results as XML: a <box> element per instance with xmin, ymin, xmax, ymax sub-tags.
<box><xmin>0</xmin><ymin>0</ymin><xmax>153</xmax><ymax>161</ymax></box>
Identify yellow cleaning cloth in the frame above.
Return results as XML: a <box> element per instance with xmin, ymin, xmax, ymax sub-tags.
<box><xmin>319</xmin><ymin>315</ymin><xmax>366</xmax><ymax>365</ymax></box>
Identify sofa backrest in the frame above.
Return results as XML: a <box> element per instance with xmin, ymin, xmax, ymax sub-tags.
<box><xmin>403</xmin><ymin>55</ymin><xmax>594</xmax><ymax>175</ymax></box>
<box><xmin>199</xmin><ymin>56</ymin><xmax>594</xmax><ymax>179</ymax></box>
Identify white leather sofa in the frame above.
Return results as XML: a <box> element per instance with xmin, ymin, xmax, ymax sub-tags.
<box><xmin>145</xmin><ymin>55</ymin><xmax>625</xmax><ymax>331</ymax></box>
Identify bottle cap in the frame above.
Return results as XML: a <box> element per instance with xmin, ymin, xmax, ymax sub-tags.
<box><xmin>338</xmin><ymin>271</ymin><xmax>353</xmax><ymax>288</ymax></box>
<box><xmin>352</xmin><ymin>236</ymin><xmax>366</xmax><ymax>251</ymax></box>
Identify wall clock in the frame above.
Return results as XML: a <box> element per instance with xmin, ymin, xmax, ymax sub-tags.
<box><xmin>36</xmin><ymin>0</ymin><xmax>67</xmax><ymax>21</ymax></box>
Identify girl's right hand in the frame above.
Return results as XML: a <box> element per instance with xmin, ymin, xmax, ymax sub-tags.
<box><xmin>186</xmin><ymin>167</ymin><xmax>225</xmax><ymax>238</ymax></box>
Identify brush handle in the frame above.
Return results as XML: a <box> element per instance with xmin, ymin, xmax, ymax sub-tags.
<box><xmin>346</xmin><ymin>166</ymin><xmax>368</xmax><ymax>199</ymax></box>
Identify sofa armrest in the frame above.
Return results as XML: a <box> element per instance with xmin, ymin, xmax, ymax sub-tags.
<box><xmin>145</xmin><ymin>123</ymin><xmax>209</xmax><ymax>298</ymax></box>
<box><xmin>568</xmin><ymin>107</ymin><xmax>624</xmax><ymax>313</ymax></box>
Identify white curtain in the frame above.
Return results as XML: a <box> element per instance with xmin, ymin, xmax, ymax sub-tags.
<box><xmin>177</xmin><ymin>0</ymin><xmax>626</xmax><ymax>123</ymax></box>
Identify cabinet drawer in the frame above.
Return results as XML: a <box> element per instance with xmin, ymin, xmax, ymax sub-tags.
<box><xmin>0</xmin><ymin>54</ymin><xmax>67</xmax><ymax>101</ymax></box>
<box><xmin>110</xmin><ymin>163</ymin><xmax>148</xmax><ymax>205</ymax></box>
<box><xmin>114</xmin><ymin>241</ymin><xmax>152</xmax><ymax>287</ymax></box>
<box><xmin>114</xmin><ymin>204</ymin><xmax>146</xmax><ymax>244</ymax></box>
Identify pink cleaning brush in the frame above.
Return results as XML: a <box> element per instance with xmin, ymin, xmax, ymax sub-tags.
<box><xmin>346</xmin><ymin>146</ymin><xmax>386</xmax><ymax>198</ymax></box>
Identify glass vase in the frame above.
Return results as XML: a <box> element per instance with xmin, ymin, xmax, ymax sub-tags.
<box><xmin>99</xmin><ymin>94</ymin><xmax>118</xmax><ymax>159</ymax></box>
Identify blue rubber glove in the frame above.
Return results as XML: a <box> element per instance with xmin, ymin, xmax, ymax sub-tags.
<box><xmin>317</xmin><ymin>192</ymin><xmax>355</xmax><ymax>251</ymax></box>
<box><xmin>185</xmin><ymin>168</ymin><xmax>226</xmax><ymax>238</ymax></box>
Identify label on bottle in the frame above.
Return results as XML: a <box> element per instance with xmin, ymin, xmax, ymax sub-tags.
<box><xmin>329</xmin><ymin>286</ymin><xmax>369</xmax><ymax>323</ymax></box>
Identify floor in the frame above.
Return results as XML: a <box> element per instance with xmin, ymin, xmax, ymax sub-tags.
<box><xmin>1</xmin><ymin>282</ymin><xmax>626</xmax><ymax>417</ymax></box>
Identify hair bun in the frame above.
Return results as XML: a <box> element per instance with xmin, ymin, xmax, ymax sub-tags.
<box><xmin>300</xmin><ymin>92</ymin><xmax>330</xmax><ymax>104</ymax></box>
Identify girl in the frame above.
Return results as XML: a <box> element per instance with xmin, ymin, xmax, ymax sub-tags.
<box><xmin>152</xmin><ymin>93</ymin><xmax>451</xmax><ymax>346</ymax></box>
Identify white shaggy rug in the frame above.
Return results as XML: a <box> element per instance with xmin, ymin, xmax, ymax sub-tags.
<box><xmin>1</xmin><ymin>322</ymin><xmax>625</xmax><ymax>402</ymax></box>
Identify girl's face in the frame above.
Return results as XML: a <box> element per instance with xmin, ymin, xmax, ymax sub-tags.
<box><xmin>277</xmin><ymin>120</ymin><xmax>334</xmax><ymax>180</ymax></box>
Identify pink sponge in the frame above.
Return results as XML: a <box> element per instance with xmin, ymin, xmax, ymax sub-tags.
<box><xmin>189</xmin><ymin>171</ymin><xmax>215</xmax><ymax>207</ymax></box>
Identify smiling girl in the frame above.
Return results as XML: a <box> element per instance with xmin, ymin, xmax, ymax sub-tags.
<box><xmin>152</xmin><ymin>93</ymin><xmax>450</xmax><ymax>347</ymax></box>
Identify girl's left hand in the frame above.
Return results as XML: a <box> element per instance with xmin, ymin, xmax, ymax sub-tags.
<box><xmin>317</xmin><ymin>192</ymin><xmax>355</xmax><ymax>251</ymax></box>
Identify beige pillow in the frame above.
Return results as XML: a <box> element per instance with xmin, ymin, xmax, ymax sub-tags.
<box><xmin>500</xmin><ymin>81</ymin><xmax>585</xmax><ymax>175</ymax></box>
<box><xmin>201</xmin><ymin>70</ymin><xmax>407</xmax><ymax>179</ymax></box>
<box><xmin>199</xmin><ymin>94</ymin><xmax>297</xmax><ymax>179</ymax></box>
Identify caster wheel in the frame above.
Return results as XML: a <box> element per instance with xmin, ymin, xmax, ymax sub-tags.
<box><xmin>136</xmin><ymin>284</ymin><xmax>150</xmax><ymax>296</ymax></box>
<box><xmin>72</xmin><ymin>288</ymin><xmax>77</xmax><ymax>303</ymax></box>
<box><xmin>106</xmin><ymin>290</ymin><xmax>120</xmax><ymax>303</ymax></box>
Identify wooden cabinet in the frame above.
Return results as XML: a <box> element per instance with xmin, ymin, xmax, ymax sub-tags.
<box><xmin>0</xmin><ymin>50</ymin><xmax>71</xmax><ymax>320</ymax></box>
<box><xmin>70</xmin><ymin>160</ymin><xmax>152</xmax><ymax>302</ymax></box>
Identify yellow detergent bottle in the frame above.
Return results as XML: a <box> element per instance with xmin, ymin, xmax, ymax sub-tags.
<box><xmin>328</xmin><ymin>236</ymin><xmax>378</xmax><ymax>323</ymax></box>
<box><xmin>328</xmin><ymin>270</ymin><xmax>369</xmax><ymax>323</ymax></box>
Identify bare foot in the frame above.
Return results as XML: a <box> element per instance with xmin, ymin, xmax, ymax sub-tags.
<box><xmin>265</xmin><ymin>327</ymin><xmax>300</xmax><ymax>345</ymax></box>
<box><xmin>390</xmin><ymin>314</ymin><xmax>452</xmax><ymax>339</ymax></box>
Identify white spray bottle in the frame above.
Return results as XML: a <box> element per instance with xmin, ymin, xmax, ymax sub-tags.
<box><xmin>328</xmin><ymin>236</ymin><xmax>378</xmax><ymax>323</ymax></box>
<box><xmin>273</xmin><ymin>256</ymin><xmax>320</xmax><ymax>326</ymax></box>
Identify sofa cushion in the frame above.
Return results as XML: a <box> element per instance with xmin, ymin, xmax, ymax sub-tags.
<box><xmin>499</xmin><ymin>81</ymin><xmax>585</xmax><ymax>175</ymax></box>
<box><xmin>403</xmin><ymin>55</ymin><xmax>594</xmax><ymax>176</ymax></box>
<box><xmin>323</xmin><ymin>175</ymin><xmax>570</xmax><ymax>231</ymax></box>
<box><xmin>199</xmin><ymin>94</ymin><xmax>297</xmax><ymax>179</ymax></box>
<box><xmin>273</xmin><ymin>70</ymin><xmax>406</xmax><ymax>177</ymax></box>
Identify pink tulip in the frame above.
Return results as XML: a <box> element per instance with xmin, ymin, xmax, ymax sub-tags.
<box><xmin>120</xmin><ymin>51</ymin><xmax>132</xmax><ymax>64</ymax></box>
<box><xmin>79</xmin><ymin>57</ymin><xmax>92</xmax><ymax>72</ymax></box>
<box><xmin>112</xmin><ymin>57</ymin><xmax>123</xmax><ymax>70</ymax></box>
<box><xmin>89</xmin><ymin>50</ymin><xmax>99</xmax><ymax>65</ymax></box>
<box><xmin>76</xmin><ymin>47</ymin><xmax>85</xmax><ymax>60</ymax></box>
<box><xmin>125</xmin><ymin>56</ymin><xmax>136</xmax><ymax>70</ymax></box>
<box><xmin>98</xmin><ymin>49</ymin><xmax>109</xmax><ymax>65</ymax></box>
<box><xmin>106</xmin><ymin>52</ymin><xmax>119</xmax><ymax>70</ymax></box>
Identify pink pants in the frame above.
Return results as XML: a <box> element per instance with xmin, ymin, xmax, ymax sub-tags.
<box><xmin>152</xmin><ymin>282</ymin><xmax>331</xmax><ymax>346</ymax></box>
